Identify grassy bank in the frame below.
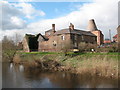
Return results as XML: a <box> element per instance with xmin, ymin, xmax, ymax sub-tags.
<box><xmin>13</xmin><ymin>52</ymin><xmax>119</xmax><ymax>79</ymax></box>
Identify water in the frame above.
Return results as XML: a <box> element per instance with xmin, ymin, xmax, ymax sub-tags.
<box><xmin>2</xmin><ymin>63</ymin><xmax>118</xmax><ymax>88</ymax></box>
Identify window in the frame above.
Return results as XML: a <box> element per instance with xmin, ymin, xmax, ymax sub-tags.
<box><xmin>74</xmin><ymin>35</ymin><xmax>77</xmax><ymax>41</ymax></box>
<box><xmin>81</xmin><ymin>35</ymin><xmax>84</xmax><ymax>41</ymax></box>
<box><xmin>61</xmin><ymin>36</ymin><xmax>65</xmax><ymax>40</ymax></box>
<box><xmin>74</xmin><ymin>42</ymin><xmax>77</xmax><ymax>47</ymax></box>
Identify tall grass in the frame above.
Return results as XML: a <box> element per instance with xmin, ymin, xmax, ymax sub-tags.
<box><xmin>62</xmin><ymin>54</ymin><xmax>118</xmax><ymax>78</ymax></box>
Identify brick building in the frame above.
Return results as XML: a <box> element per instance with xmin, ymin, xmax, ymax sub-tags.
<box><xmin>22</xmin><ymin>19</ymin><xmax>104</xmax><ymax>52</ymax></box>
<box><xmin>117</xmin><ymin>25</ymin><xmax>120</xmax><ymax>51</ymax></box>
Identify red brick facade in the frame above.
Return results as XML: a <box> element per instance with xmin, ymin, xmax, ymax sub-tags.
<box><xmin>91</xmin><ymin>30</ymin><xmax>104</xmax><ymax>45</ymax></box>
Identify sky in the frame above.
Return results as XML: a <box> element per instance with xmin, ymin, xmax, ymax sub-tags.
<box><xmin>0</xmin><ymin>0</ymin><xmax>119</xmax><ymax>41</ymax></box>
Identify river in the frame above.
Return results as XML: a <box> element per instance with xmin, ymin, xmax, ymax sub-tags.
<box><xmin>2</xmin><ymin>63</ymin><xmax>118</xmax><ymax>88</ymax></box>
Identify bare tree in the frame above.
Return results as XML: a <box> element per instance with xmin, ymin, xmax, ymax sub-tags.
<box><xmin>2</xmin><ymin>36</ymin><xmax>17</xmax><ymax>62</ymax></box>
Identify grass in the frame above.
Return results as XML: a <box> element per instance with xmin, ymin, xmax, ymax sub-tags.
<box><xmin>18</xmin><ymin>51</ymin><xmax>60</xmax><ymax>55</ymax></box>
<box><xmin>19</xmin><ymin>51</ymin><xmax>120</xmax><ymax>55</ymax></box>
<box><xmin>62</xmin><ymin>54</ymin><xmax>118</xmax><ymax>77</ymax></box>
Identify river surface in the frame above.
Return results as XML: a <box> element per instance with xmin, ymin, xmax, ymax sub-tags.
<box><xmin>2</xmin><ymin>63</ymin><xmax>118</xmax><ymax>88</ymax></box>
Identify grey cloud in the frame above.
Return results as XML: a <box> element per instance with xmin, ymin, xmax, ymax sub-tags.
<box><xmin>1</xmin><ymin>1</ymin><xmax>26</xmax><ymax>30</ymax></box>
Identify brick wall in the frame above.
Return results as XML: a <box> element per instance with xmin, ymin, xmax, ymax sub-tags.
<box><xmin>117</xmin><ymin>26</ymin><xmax>120</xmax><ymax>51</ymax></box>
<box><xmin>70</xmin><ymin>34</ymin><xmax>97</xmax><ymax>48</ymax></box>
<box><xmin>22</xmin><ymin>37</ymin><xmax>30</xmax><ymax>52</ymax></box>
<box><xmin>38</xmin><ymin>33</ymin><xmax>97</xmax><ymax>52</ymax></box>
<box><xmin>38</xmin><ymin>34</ymin><xmax>71</xmax><ymax>52</ymax></box>
<box><xmin>91</xmin><ymin>30</ymin><xmax>104</xmax><ymax>45</ymax></box>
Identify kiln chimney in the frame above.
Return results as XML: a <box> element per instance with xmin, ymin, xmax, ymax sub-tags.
<box><xmin>87</xmin><ymin>19</ymin><xmax>98</xmax><ymax>31</ymax></box>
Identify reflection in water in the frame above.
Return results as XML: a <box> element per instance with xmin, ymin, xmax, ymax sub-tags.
<box><xmin>19</xmin><ymin>65</ymin><xmax>24</xmax><ymax>72</ymax></box>
<box><xmin>10</xmin><ymin>63</ymin><xmax>13</xmax><ymax>69</ymax></box>
<box><xmin>62</xmin><ymin>73</ymin><xmax>65</xmax><ymax>78</ymax></box>
<box><xmin>2</xmin><ymin>63</ymin><xmax>118</xmax><ymax>88</ymax></box>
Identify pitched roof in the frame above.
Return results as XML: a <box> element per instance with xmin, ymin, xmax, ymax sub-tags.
<box><xmin>38</xmin><ymin>34</ymin><xmax>49</xmax><ymax>40</ymax></box>
<box><xmin>113</xmin><ymin>34</ymin><xmax>117</xmax><ymax>38</ymax></box>
<box><xmin>74</xmin><ymin>29</ymin><xmax>96</xmax><ymax>36</ymax></box>
<box><xmin>53</xmin><ymin>28</ymin><xmax>96</xmax><ymax>36</ymax></box>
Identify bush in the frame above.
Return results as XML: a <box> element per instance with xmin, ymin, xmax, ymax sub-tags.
<box><xmin>95</xmin><ymin>43</ymin><xmax>118</xmax><ymax>53</ymax></box>
<box><xmin>109</xmin><ymin>43</ymin><xmax>118</xmax><ymax>52</ymax></box>
<box><xmin>78</xmin><ymin>42</ymin><xmax>97</xmax><ymax>52</ymax></box>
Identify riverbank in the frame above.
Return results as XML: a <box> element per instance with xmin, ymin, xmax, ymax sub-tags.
<box><xmin>13</xmin><ymin>52</ymin><xmax>119</xmax><ymax>79</ymax></box>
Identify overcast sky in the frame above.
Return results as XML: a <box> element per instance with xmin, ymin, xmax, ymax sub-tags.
<box><xmin>0</xmin><ymin>0</ymin><xmax>119</xmax><ymax>40</ymax></box>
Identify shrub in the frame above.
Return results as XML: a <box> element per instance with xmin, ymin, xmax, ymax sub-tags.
<box><xmin>78</xmin><ymin>42</ymin><xmax>97</xmax><ymax>52</ymax></box>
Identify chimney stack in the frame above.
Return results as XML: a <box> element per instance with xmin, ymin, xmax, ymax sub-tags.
<box><xmin>52</xmin><ymin>24</ymin><xmax>55</xmax><ymax>33</ymax></box>
<box><xmin>69</xmin><ymin>23</ymin><xmax>74</xmax><ymax>30</ymax></box>
<box><xmin>87</xmin><ymin>19</ymin><xmax>98</xmax><ymax>31</ymax></box>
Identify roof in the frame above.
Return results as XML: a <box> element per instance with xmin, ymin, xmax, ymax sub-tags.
<box><xmin>113</xmin><ymin>34</ymin><xmax>117</xmax><ymax>38</ymax></box>
<box><xmin>53</xmin><ymin>28</ymin><xmax>96</xmax><ymax>36</ymax></box>
<box><xmin>38</xmin><ymin>34</ymin><xmax>49</xmax><ymax>40</ymax></box>
<box><xmin>104</xmin><ymin>40</ymin><xmax>111</xmax><ymax>44</ymax></box>
<box><xmin>43</xmin><ymin>35</ymin><xmax>49</xmax><ymax>40</ymax></box>
<box><xmin>74</xmin><ymin>29</ymin><xmax>96</xmax><ymax>36</ymax></box>
<box><xmin>117</xmin><ymin>25</ymin><xmax>120</xmax><ymax>29</ymax></box>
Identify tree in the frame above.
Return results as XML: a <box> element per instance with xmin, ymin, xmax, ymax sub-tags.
<box><xmin>2</xmin><ymin>36</ymin><xmax>17</xmax><ymax>62</ymax></box>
